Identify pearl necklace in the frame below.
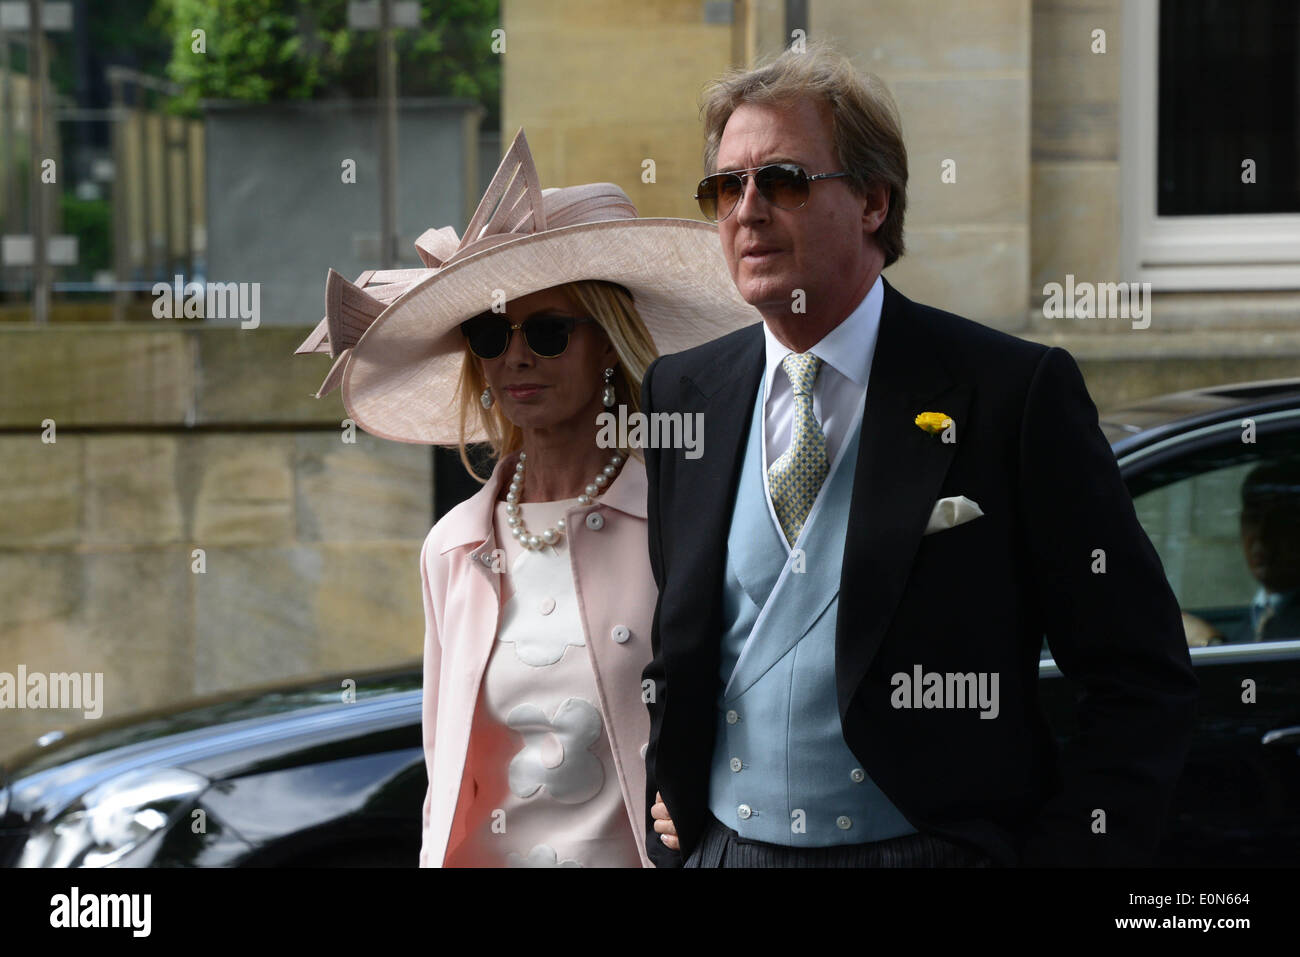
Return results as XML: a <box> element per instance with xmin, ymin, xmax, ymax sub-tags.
<box><xmin>504</xmin><ymin>450</ymin><xmax>625</xmax><ymax>550</ymax></box>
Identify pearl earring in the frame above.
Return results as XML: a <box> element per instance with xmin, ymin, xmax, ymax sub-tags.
<box><xmin>602</xmin><ymin>368</ymin><xmax>616</xmax><ymax>408</ymax></box>
<box><xmin>480</xmin><ymin>387</ymin><xmax>494</xmax><ymax>409</ymax></box>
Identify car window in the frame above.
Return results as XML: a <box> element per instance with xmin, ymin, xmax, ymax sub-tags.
<box><xmin>1128</xmin><ymin>428</ymin><xmax>1300</xmax><ymax>646</ymax></box>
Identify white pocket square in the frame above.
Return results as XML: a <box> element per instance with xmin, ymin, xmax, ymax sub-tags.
<box><xmin>923</xmin><ymin>495</ymin><xmax>984</xmax><ymax>534</ymax></box>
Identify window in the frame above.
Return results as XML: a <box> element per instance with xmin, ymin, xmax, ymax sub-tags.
<box><xmin>1129</xmin><ymin>429</ymin><xmax>1300</xmax><ymax>645</ymax></box>
<box><xmin>1120</xmin><ymin>0</ymin><xmax>1300</xmax><ymax>289</ymax></box>
<box><xmin>1157</xmin><ymin>0</ymin><xmax>1300</xmax><ymax>216</ymax></box>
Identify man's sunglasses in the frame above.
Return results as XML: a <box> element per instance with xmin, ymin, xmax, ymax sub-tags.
<box><xmin>460</xmin><ymin>313</ymin><xmax>595</xmax><ymax>360</ymax></box>
<box><xmin>695</xmin><ymin>163</ymin><xmax>850</xmax><ymax>222</ymax></box>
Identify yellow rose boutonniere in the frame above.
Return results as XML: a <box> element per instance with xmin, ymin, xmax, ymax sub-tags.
<box><xmin>914</xmin><ymin>411</ymin><xmax>953</xmax><ymax>435</ymax></box>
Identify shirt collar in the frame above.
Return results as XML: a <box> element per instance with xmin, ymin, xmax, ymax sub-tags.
<box><xmin>1254</xmin><ymin>587</ymin><xmax>1295</xmax><ymax>610</ymax></box>
<box><xmin>762</xmin><ymin>273</ymin><xmax>883</xmax><ymax>401</ymax></box>
<box><xmin>435</xmin><ymin>450</ymin><xmax>646</xmax><ymax>555</ymax></box>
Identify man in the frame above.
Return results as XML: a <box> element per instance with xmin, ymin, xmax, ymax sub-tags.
<box><xmin>1239</xmin><ymin>459</ymin><xmax>1300</xmax><ymax>643</ymax></box>
<box><xmin>639</xmin><ymin>45</ymin><xmax>1198</xmax><ymax>867</ymax></box>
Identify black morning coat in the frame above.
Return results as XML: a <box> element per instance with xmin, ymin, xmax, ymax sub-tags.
<box><xmin>639</xmin><ymin>277</ymin><xmax>1198</xmax><ymax>867</ymax></box>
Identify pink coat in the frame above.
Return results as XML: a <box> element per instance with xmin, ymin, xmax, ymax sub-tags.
<box><xmin>417</xmin><ymin>452</ymin><xmax>655</xmax><ymax>867</ymax></box>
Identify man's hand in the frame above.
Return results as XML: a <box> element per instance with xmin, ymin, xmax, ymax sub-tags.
<box><xmin>651</xmin><ymin>791</ymin><xmax>678</xmax><ymax>850</ymax></box>
<box><xmin>1180</xmin><ymin>611</ymin><xmax>1223</xmax><ymax>647</ymax></box>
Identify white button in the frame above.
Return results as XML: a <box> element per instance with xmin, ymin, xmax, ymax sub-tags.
<box><xmin>539</xmin><ymin>597</ymin><xmax>555</xmax><ymax>615</ymax></box>
<box><xmin>836</xmin><ymin>815</ymin><xmax>852</xmax><ymax>830</ymax></box>
<box><xmin>725</xmin><ymin>709</ymin><xmax>739</xmax><ymax>724</ymax></box>
<box><xmin>611</xmin><ymin>624</ymin><xmax>630</xmax><ymax>643</ymax></box>
<box><xmin>737</xmin><ymin>804</ymin><xmax>752</xmax><ymax>820</ymax></box>
<box><xmin>585</xmin><ymin>512</ymin><xmax>604</xmax><ymax>530</ymax></box>
<box><xmin>480</xmin><ymin>553</ymin><xmax>492</xmax><ymax>566</ymax></box>
<box><xmin>729</xmin><ymin>757</ymin><xmax>742</xmax><ymax>772</ymax></box>
<box><xmin>850</xmin><ymin>768</ymin><xmax>865</xmax><ymax>783</ymax></box>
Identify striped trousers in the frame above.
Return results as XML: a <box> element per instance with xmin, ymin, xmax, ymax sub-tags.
<box><xmin>684</xmin><ymin>814</ymin><xmax>996</xmax><ymax>868</ymax></box>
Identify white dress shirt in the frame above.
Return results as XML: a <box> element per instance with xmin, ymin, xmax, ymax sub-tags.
<box><xmin>1250</xmin><ymin>586</ymin><xmax>1293</xmax><ymax>641</ymax></box>
<box><xmin>762</xmin><ymin>275</ymin><xmax>882</xmax><ymax>464</ymax></box>
<box><xmin>760</xmin><ymin>274</ymin><xmax>883</xmax><ymax>543</ymax></box>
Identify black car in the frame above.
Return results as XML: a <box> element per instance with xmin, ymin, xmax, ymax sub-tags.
<box><xmin>2</xmin><ymin>377</ymin><xmax>1299</xmax><ymax>867</ymax></box>
<box><xmin>1045</xmin><ymin>375</ymin><xmax>1300</xmax><ymax>866</ymax></box>
<box><xmin>0</xmin><ymin>670</ymin><xmax>426</xmax><ymax>866</ymax></box>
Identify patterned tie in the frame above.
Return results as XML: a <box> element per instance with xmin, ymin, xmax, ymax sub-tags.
<box><xmin>767</xmin><ymin>352</ymin><xmax>829</xmax><ymax>546</ymax></box>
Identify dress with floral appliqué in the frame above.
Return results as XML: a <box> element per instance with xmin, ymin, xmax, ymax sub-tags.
<box><xmin>442</xmin><ymin>497</ymin><xmax>641</xmax><ymax>868</ymax></box>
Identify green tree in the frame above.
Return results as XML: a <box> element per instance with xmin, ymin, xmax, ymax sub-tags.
<box><xmin>154</xmin><ymin>0</ymin><xmax>500</xmax><ymax>125</ymax></box>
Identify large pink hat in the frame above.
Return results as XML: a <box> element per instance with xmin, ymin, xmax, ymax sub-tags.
<box><xmin>293</xmin><ymin>129</ymin><xmax>760</xmax><ymax>445</ymax></box>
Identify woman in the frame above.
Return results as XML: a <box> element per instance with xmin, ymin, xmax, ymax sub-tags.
<box><xmin>429</xmin><ymin>278</ymin><xmax>653</xmax><ymax>868</ymax></box>
<box><xmin>294</xmin><ymin>131</ymin><xmax>758</xmax><ymax>866</ymax></box>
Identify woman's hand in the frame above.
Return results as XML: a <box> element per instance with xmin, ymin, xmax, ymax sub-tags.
<box><xmin>651</xmin><ymin>790</ymin><xmax>679</xmax><ymax>850</ymax></box>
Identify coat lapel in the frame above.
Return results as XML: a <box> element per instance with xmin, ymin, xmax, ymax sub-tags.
<box><xmin>668</xmin><ymin>327</ymin><xmax>766</xmax><ymax>638</ymax></box>
<box><xmin>835</xmin><ymin>280</ymin><xmax>971</xmax><ymax>716</ymax></box>
<box><xmin>439</xmin><ymin>457</ymin><xmax>508</xmax><ymax>698</ymax></box>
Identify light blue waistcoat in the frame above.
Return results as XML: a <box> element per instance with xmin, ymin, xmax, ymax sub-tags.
<box><xmin>707</xmin><ymin>375</ymin><xmax>916</xmax><ymax>845</ymax></box>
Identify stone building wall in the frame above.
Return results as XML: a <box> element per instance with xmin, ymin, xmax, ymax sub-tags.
<box><xmin>0</xmin><ymin>325</ymin><xmax>431</xmax><ymax>758</ymax></box>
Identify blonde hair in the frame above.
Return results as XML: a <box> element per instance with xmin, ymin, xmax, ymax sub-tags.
<box><xmin>700</xmin><ymin>41</ymin><xmax>908</xmax><ymax>267</ymax></box>
<box><xmin>455</xmin><ymin>280</ymin><xmax>658</xmax><ymax>480</ymax></box>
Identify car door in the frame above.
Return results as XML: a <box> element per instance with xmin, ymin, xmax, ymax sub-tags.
<box><xmin>1038</xmin><ymin>406</ymin><xmax>1300</xmax><ymax>865</ymax></box>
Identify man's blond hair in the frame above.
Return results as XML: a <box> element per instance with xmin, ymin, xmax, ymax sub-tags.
<box><xmin>700</xmin><ymin>41</ymin><xmax>908</xmax><ymax>267</ymax></box>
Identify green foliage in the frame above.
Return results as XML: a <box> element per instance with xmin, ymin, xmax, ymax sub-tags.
<box><xmin>154</xmin><ymin>0</ymin><xmax>500</xmax><ymax>123</ymax></box>
<box><xmin>59</xmin><ymin>193</ymin><xmax>112</xmax><ymax>278</ymax></box>
<box><xmin>38</xmin><ymin>1</ymin><xmax>173</xmax><ymax>103</ymax></box>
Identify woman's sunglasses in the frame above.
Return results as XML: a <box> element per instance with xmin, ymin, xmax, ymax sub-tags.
<box><xmin>460</xmin><ymin>313</ymin><xmax>595</xmax><ymax>360</ymax></box>
<box><xmin>694</xmin><ymin>163</ymin><xmax>849</xmax><ymax>222</ymax></box>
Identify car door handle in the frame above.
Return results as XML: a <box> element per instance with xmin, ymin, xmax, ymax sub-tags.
<box><xmin>1261</xmin><ymin>726</ymin><xmax>1300</xmax><ymax>747</ymax></box>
